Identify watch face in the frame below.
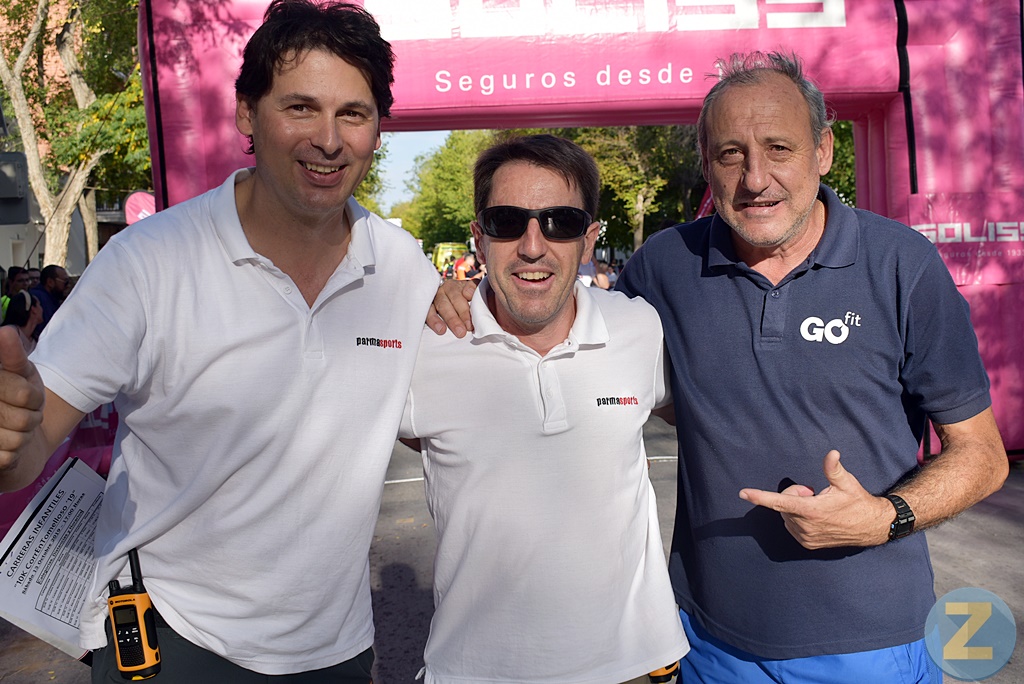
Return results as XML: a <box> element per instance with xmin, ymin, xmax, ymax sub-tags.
<box><xmin>891</xmin><ymin>519</ymin><xmax>913</xmax><ymax>539</ymax></box>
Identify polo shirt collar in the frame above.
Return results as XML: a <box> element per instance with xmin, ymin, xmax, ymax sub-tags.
<box><xmin>705</xmin><ymin>183</ymin><xmax>858</xmax><ymax>271</ymax></box>
<box><xmin>470</xmin><ymin>278</ymin><xmax>610</xmax><ymax>348</ymax></box>
<box><xmin>215</xmin><ymin>168</ymin><xmax>378</xmax><ymax>272</ymax></box>
<box><xmin>809</xmin><ymin>184</ymin><xmax>858</xmax><ymax>269</ymax></box>
<box><xmin>568</xmin><ymin>281</ymin><xmax>612</xmax><ymax>346</ymax></box>
<box><xmin>707</xmin><ymin>213</ymin><xmax>739</xmax><ymax>269</ymax></box>
<box><xmin>212</xmin><ymin>169</ymin><xmax>257</xmax><ymax>263</ymax></box>
<box><xmin>339</xmin><ymin>197</ymin><xmax>377</xmax><ymax>273</ymax></box>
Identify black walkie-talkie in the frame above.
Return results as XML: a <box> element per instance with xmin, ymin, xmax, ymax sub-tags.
<box><xmin>107</xmin><ymin>548</ymin><xmax>161</xmax><ymax>680</ymax></box>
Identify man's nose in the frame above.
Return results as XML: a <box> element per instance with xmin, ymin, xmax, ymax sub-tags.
<box><xmin>741</xmin><ymin>152</ymin><xmax>771</xmax><ymax>194</ymax></box>
<box><xmin>517</xmin><ymin>218</ymin><xmax>548</xmax><ymax>259</ymax></box>
<box><xmin>310</xmin><ymin>117</ymin><xmax>342</xmax><ymax>155</ymax></box>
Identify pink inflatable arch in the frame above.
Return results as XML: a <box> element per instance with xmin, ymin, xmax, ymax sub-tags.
<box><xmin>138</xmin><ymin>0</ymin><xmax>1024</xmax><ymax>451</ymax></box>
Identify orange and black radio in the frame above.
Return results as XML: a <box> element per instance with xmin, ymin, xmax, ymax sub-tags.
<box><xmin>107</xmin><ymin>548</ymin><xmax>161</xmax><ymax>680</ymax></box>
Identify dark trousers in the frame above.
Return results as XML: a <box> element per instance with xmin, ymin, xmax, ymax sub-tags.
<box><xmin>92</xmin><ymin>617</ymin><xmax>374</xmax><ymax>684</ymax></box>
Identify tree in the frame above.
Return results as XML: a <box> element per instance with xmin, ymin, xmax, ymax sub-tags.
<box><xmin>1</xmin><ymin>0</ymin><xmax>148</xmax><ymax>266</ymax></box>
<box><xmin>568</xmin><ymin>127</ymin><xmax>661</xmax><ymax>252</ymax></box>
<box><xmin>824</xmin><ymin>119</ymin><xmax>855</xmax><ymax>206</ymax></box>
<box><xmin>406</xmin><ymin>129</ymin><xmax>492</xmax><ymax>252</ymax></box>
<box><xmin>352</xmin><ymin>138</ymin><xmax>388</xmax><ymax>216</ymax></box>
<box><xmin>387</xmin><ymin>199</ymin><xmax>418</xmax><ymax>237</ymax></box>
<box><xmin>643</xmin><ymin>125</ymin><xmax>703</xmax><ymax>227</ymax></box>
<box><xmin>49</xmin><ymin>66</ymin><xmax>150</xmax><ymax>260</ymax></box>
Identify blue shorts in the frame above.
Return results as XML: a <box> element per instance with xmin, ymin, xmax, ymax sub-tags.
<box><xmin>676</xmin><ymin>610</ymin><xmax>941</xmax><ymax>684</ymax></box>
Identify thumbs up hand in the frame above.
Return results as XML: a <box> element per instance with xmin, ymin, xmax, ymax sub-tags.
<box><xmin>0</xmin><ymin>326</ymin><xmax>47</xmax><ymax>487</ymax></box>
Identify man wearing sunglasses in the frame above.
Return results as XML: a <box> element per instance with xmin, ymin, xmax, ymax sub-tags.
<box><xmin>400</xmin><ymin>134</ymin><xmax>688</xmax><ymax>684</ymax></box>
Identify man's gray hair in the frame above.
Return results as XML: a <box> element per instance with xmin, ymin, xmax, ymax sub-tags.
<box><xmin>697</xmin><ymin>51</ymin><xmax>834</xmax><ymax>165</ymax></box>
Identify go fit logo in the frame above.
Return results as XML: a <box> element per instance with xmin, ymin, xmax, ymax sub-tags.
<box><xmin>799</xmin><ymin>312</ymin><xmax>862</xmax><ymax>345</ymax></box>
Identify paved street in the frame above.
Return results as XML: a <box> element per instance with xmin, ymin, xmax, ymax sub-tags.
<box><xmin>2</xmin><ymin>422</ymin><xmax>1022</xmax><ymax>682</ymax></box>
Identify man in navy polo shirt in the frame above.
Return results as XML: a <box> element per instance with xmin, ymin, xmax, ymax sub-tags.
<box><xmin>613</xmin><ymin>51</ymin><xmax>1008</xmax><ymax>682</ymax></box>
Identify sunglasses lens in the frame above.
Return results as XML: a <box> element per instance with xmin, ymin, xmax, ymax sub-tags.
<box><xmin>541</xmin><ymin>207</ymin><xmax>589</xmax><ymax>239</ymax></box>
<box><xmin>481</xmin><ymin>207</ymin><xmax>529</xmax><ymax>239</ymax></box>
<box><xmin>479</xmin><ymin>206</ymin><xmax>591</xmax><ymax>240</ymax></box>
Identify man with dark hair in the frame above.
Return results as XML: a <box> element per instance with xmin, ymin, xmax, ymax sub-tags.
<box><xmin>403</xmin><ymin>135</ymin><xmax>687</xmax><ymax>684</ymax></box>
<box><xmin>25</xmin><ymin>266</ymin><xmax>41</xmax><ymax>289</ymax></box>
<box><xmin>0</xmin><ymin>1</ymin><xmax>437</xmax><ymax>682</ymax></box>
<box><xmin>29</xmin><ymin>264</ymin><xmax>69</xmax><ymax>334</ymax></box>
<box><xmin>430</xmin><ymin>53</ymin><xmax>1007</xmax><ymax>682</ymax></box>
<box><xmin>233</xmin><ymin>0</ymin><xmax>396</xmax><ymax>155</ymax></box>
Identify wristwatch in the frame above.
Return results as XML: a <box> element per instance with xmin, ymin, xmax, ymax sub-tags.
<box><xmin>886</xmin><ymin>494</ymin><xmax>916</xmax><ymax>541</ymax></box>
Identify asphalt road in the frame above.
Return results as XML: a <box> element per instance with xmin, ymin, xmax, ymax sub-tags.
<box><xmin>2</xmin><ymin>422</ymin><xmax>1021</xmax><ymax>683</ymax></box>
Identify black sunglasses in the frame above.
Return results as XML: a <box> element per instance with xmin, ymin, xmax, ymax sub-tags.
<box><xmin>476</xmin><ymin>206</ymin><xmax>592</xmax><ymax>241</ymax></box>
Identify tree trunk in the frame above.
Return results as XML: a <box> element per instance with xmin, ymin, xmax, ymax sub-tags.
<box><xmin>0</xmin><ymin>0</ymin><xmax>54</xmax><ymax>222</ymax></box>
<box><xmin>43</xmin><ymin>154</ymin><xmax>104</xmax><ymax>266</ymax></box>
<box><xmin>632</xmin><ymin>190</ymin><xmax>646</xmax><ymax>252</ymax></box>
<box><xmin>80</xmin><ymin>188</ymin><xmax>99</xmax><ymax>263</ymax></box>
<box><xmin>1</xmin><ymin>0</ymin><xmax>109</xmax><ymax>268</ymax></box>
<box><xmin>55</xmin><ymin>6</ymin><xmax>96</xmax><ymax>109</ymax></box>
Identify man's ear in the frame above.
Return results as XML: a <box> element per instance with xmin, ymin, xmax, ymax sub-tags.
<box><xmin>236</xmin><ymin>94</ymin><xmax>254</xmax><ymax>137</ymax></box>
<box><xmin>580</xmin><ymin>221</ymin><xmax>601</xmax><ymax>265</ymax></box>
<box><xmin>470</xmin><ymin>221</ymin><xmax>487</xmax><ymax>266</ymax></box>
<box><xmin>816</xmin><ymin>126</ymin><xmax>834</xmax><ymax>177</ymax></box>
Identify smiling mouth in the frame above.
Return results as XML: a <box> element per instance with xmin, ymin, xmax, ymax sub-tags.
<box><xmin>743</xmin><ymin>200</ymin><xmax>781</xmax><ymax>208</ymax></box>
<box><xmin>302</xmin><ymin>162</ymin><xmax>341</xmax><ymax>174</ymax></box>
<box><xmin>516</xmin><ymin>272</ymin><xmax>551</xmax><ymax>282</ymax></box>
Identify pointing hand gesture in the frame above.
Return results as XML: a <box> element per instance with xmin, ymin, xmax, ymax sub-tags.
<box><xmin>739</xmin><ymin>450</ymin><xmax>893</xmax><ymax>549</ymax></box>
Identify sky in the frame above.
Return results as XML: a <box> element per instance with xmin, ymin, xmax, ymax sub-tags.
<box><xmin>377</xmin><ymin>130</ymin><xmax>451</xmax><ymax>214</ymax></box>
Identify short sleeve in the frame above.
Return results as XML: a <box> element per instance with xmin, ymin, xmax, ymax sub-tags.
<box><xmin>901</xmin><ymin>252</ymin><xmax>991</xmax><ymax>425</ymax></box>
<box><xmin>34</xmin><ymin>240</ymin><xmax>149</xmax><ymax>412</ymax></box>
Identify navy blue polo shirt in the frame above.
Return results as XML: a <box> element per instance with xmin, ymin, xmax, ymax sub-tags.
<box><xmin>617</xmin><ymin>184</ymin><xmax>991</xmax><ymax>659</ymax></box>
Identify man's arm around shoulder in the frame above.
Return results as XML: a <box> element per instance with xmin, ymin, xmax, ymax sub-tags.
<box><xmin>0</xmin><ymin>328</ymin><xmax>85</xmax><ymax>492</ymax></box>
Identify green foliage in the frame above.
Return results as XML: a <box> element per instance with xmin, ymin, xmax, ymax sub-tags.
<box><xmin>47</xmin><ymin>68</ymin><xmax>151</xmax><ymax>205</ymax></box>
<box><xmin>824</xmin><ymin>120</ymin><xmax>856</xmax><ymax>206</ymax></box>
<box><xmin>80</xmin><ymin>0</ymin><xmax>142</xmax><ymax>94</ymax></box>
<box><xmin>2</xmin><ymin>0</ymin><xmax>151</xmax><ymax>206</ymax></box>
<box><xmin>354</xmin><ymin>138</ymin><xmax>387</xmax><ymax>214</ymax></box>
<box><xmin>0</xmin><ymin>96</ymin><xmax>18</xmax><ymax>151</ymax></box>
<box><xmin>576</xmin><ymin>127</ymin><xmax>663</xmax><ymax>250</ymax></box>
<box><xmin>641</xmin><ymin>125</ymin><xmax>704</xmax><ymax>227</ymax></box>
<box><xmin>387</xmin><ymin>199</ymin><xmax>418</xmax><ymax>237</ymax></box>
<box><xmin>407</xmin><ymin>130</ymin><xmax>492</xmax><ymax>251</ymax></box>
<box><xmin>551</xmin><ymin>125</ymin><xmax>700</xmax><ymax>251</ymax></box>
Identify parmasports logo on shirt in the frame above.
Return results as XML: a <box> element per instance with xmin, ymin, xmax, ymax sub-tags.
<box><xmin>356</xmin><ymin>337</ymin><xmax>403</xmax><ymax>349</ymax></box>
<box><xmin>596</xmin><ymin>396</ymin><xmax>639</xmax><ymax>407</ymax></box>
<box><xmin>799</xmin><ymin>311</ymin><xmax>862</xmax><ymax>345</ymax></box>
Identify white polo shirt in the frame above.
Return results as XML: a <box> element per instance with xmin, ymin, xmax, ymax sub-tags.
<box><xmin>33</xmin><ymin>169</ymin><xmax>439</xmax><ymax>674</ymax></box>
<box><xmin>401</xmin><ymin>280</ymin><xmax>689</xmax><ymax>684</ymax></box>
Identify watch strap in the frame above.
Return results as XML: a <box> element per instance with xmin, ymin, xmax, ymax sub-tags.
<box><xmin>886</xmin><ymin>493</ymin><xmax>915</xmax><ymax>541</ymax></box>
